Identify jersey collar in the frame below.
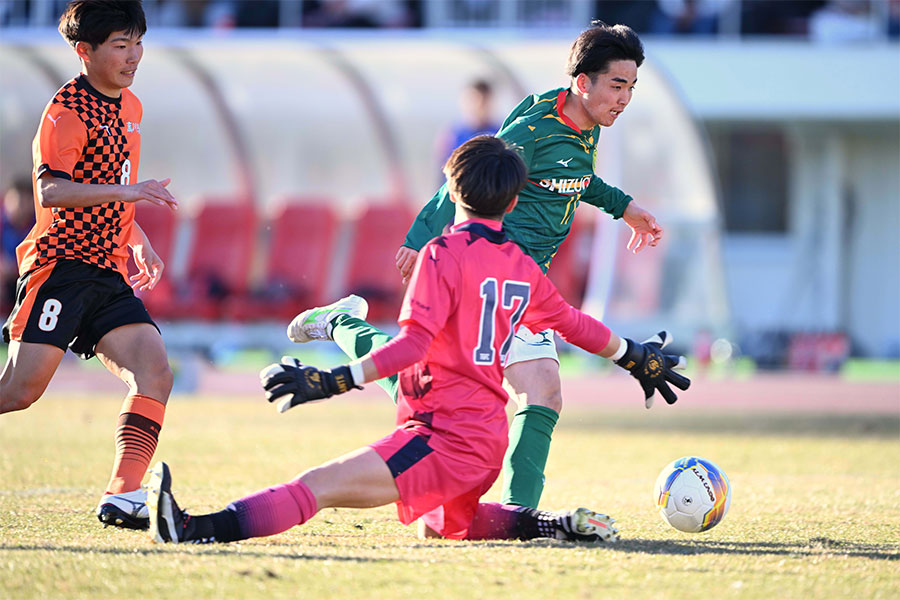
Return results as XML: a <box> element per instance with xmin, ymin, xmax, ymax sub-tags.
<box><xmin>75</xmin><ymin>75</ymin><xmax>122</xmax><ymax>105</ymax></box>
<box><xmin>453</xmin><ymin>219</ymin><xmax>509</xmax><ymax>245</ymax></box>
<box><xmin>555</xmin><ymin>89</ymin><xmax>583</xmax><ymax>134</ymax></box>
<box><xmin>452</xmin><ymin>217</ymin><xmax>503</xmax><ymax>232</ymax></box>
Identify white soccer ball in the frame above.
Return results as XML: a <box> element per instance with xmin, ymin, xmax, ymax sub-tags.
<box><xmin>653</xmin><ymin>456</ymin><xmax>731</xmax><ymax>533</ymax></box>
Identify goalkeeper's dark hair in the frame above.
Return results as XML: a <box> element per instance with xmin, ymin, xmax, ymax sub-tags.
<box><xmin>59</xmin><ymin>0</ymin><xmax>146</xmax><ymax>50</ymax></box>
<box><xmin>566</xmin><ymin>20</ymin><xmax>644</xmax><ymax>81</ymax></box>
<box><xmin>442</xmin><ymin>136</ymin><xmax>527</xmax><ymax>219</ymax></box>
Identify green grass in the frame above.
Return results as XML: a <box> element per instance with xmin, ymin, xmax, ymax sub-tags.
<box><xmin>1</xmin><ymin>393</ymin><xmax>898</xmax><ymax>600</ymax></box>
<box><xmin>841</xmin><ymin>358</ymin><xmax>900</xmax><ymax>382</ymax></box>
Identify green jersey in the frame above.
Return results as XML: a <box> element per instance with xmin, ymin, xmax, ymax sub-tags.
<box><xmin>403</xmin><ymin>87</ymin><xmax>632</xmax><ymax>273</ymax></box>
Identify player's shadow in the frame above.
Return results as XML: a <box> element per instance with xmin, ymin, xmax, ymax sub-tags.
<box><xmin>612</xmin><ymin>537</ymin><xmax>898</xmax><ymax>561</ymax></box>
<box><xmin>0</xmin><ymin>543</ymin><xmax>401</xmax><ymax>563</ymax></box>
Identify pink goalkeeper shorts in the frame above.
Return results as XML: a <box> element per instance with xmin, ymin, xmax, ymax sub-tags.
<box><xmin>369</xmin><ymin>425</ymin><xmax>500</xmax><ymax>539</ymax></box>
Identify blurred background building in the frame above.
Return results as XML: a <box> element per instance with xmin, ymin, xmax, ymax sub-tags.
<box><xmin>1</xmin><ymin>0</ymin><xmax>898</xmax><ymax>372</ymax></box>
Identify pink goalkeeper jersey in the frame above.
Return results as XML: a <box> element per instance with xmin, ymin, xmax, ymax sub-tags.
<box><xmin>393</xmin><ymin>218</ymin><xmax>612</xmax><ymax>469</ymax></box>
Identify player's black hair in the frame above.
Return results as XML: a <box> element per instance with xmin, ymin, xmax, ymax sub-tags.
<box><xmin>9</xmin><ymin>175</ymin><xmax>33</xmax><ymax>196</ymax></box>
<box><xmin>59</xmin><ymin>0</ymin><xmax>146</xmax><ymax>50</ymax></box>
<box><xmin>443</xmin><ymin>136</ymin><xmax>526</xmax><ymax>219</ymax></box>
<box><xmin>566</xmin><ymin>20</ymin><xmax>644</xmax><ymax>80</ymax></box>
<box><xmin>469</xmin><ymin>79</ymin><xmax>492</xmax><ymax>97</ymax></box>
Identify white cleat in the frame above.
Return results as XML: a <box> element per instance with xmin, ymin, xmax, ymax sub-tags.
<box><xmin>96</xmin><ymin>488</ymin><xmax>150</xmax><ymax>530</ymax></box>
<box><xmin>553</xmin><ymin>507</ymin><xmax>619</xmax><ymax>543</ymax></box>
<box><xmin>287</xmin><ymin>294</ymin><xmax>368</xmax><ymax>343</ymax></box>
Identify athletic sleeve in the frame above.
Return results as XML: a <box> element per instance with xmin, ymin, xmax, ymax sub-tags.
<box><xmin>397</xmin><ymin>240</ymin><xmax>460</xmax><ymax>337</ymax></box>
<box><xmin>496</xmin><ymin>118</ymin><xmax>536</xmax><ymax>172</ymax></box>
<box><xmin>34</xmin><ymin>105</ymin><xmax>86</xmax><ymax>181</ymax></box>
<box><xmin>498</xmin><ymin>92</ymin><xmax>539</xmax><ymax>130</ymax></box>
<box><xmin>402</xmin><ymin>183</ymin><xmax>456</xmax><ymax>251</ymax></box>
<box><xmin>521</xmin><ymin>261</ymin><xmax>612</xmax><ymax>354</ymax></box>
<box><xmin>369</xmin><ymin>323</ymin><xmax>435</xmax><ymax>379</ymax></box>
<box><xmin>581</xmin><ymin>175</ymin><xmax>632</xmax><ymax>220</ymax></box>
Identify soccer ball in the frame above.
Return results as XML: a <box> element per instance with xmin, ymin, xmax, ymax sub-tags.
<box><xmin>654</xmin><ymin>456</ymin><xmax>731</xmax><ymax>533</ymax></box>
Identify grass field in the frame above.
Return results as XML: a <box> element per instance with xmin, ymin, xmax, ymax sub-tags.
<box><xmin>1</xmin><ymin>377</ymin><xmax>898</xmax><ymax>600</ymax></box>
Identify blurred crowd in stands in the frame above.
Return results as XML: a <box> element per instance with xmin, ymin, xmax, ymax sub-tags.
<box><xmin>1</xmin><ymin>0</ymin><xmax>898</xmax><ymax>40</ymax></box>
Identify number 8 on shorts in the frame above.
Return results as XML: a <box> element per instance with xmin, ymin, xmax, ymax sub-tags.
<box><xmin>39</xmin><ymin>299</ymin><xmax>62</xmax><ymax>331</ymax></box>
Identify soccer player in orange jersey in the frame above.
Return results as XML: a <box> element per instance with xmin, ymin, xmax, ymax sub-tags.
<box><xmin>0</xmin><ymin>0</ymin><xmax>178</xmax><ymax>530</ymax></box>
<box><xmin>146</xmin><ymin>136</ymin><xmax>688</xmax><ymax>545</ymax></box>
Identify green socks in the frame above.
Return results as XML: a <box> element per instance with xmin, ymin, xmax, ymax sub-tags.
<box><xmin>501</xmin><ymin>404</ymin><xmax>560</xmax><ymax>508</ymax></box>
<box><xmin>330</xmin><ymin>315</ymin><xmax>399</xmax><ymax>402</ymax></box>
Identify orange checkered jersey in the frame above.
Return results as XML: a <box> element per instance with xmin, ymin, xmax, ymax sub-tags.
<box><xmin>19</xmin><ymin>75</ymin><xmax>142</xmax><ymax>279</ymax></box>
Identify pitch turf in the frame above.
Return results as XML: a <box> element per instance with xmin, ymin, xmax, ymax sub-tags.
<box><xmin>1</xmin><ymin>385</ymin><xmax>898</xmax><ymax>600</ymax></box>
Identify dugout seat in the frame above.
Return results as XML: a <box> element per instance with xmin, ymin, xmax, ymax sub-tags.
<box><xmin>343</xmin><ymin>202</ymin><xmax>415</xmax><ymax>322</ymax></box>
<box><xmin>179</xmin><ymin>198</ymin><xmax>258</xmax><ymax>320</ymax></box>
<box><xmin>225</xmin><ymin>199</ymin><xmax>338</xmax><ymax>321</ymax></box>
<box><xmin>129</xmin><ymin>202</ymin><xmax>178</xmax><ymax>320</ymax></box>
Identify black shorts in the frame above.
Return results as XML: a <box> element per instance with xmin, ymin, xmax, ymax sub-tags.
<box><xmin>2</xmin><ymin>259</ymin><xmax>159</xmax><ymax>360</ymax></box>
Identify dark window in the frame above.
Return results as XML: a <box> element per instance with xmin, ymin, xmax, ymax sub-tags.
<box><xmin>707</xmin><ymin>125</ymin><xmax>789</xmax><ymax>233</ymax></box>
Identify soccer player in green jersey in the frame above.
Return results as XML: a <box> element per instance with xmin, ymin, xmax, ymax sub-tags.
<box><xmin>293</xmin><ymin>22</ymin><xmax>665</xmax><ymax>510</ymax></box>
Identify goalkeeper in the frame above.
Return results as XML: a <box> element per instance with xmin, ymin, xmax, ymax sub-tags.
<box><xmin>385</xmin><ymin>22</ymin><xmax>664</xmax><ymax>508</ymax></box>
<box><xmin>147</xmin><ymin>136</ymin><xmax>689</xmax><ymax>545</ymax></box>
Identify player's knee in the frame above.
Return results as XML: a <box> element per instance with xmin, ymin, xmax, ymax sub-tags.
<box><xmin>0</xmin><ymin>383</ymin><xmax>41</xmax><ymax>413</ymax></box>
<box><xmin>528</xmin><ymin>386</ymin><xmax>563</xmax><ymax>412</ymax></box>
<box><xmin>506</xmin><ymin>362</ymin><xmax>563</xmax><ymax>412</ymax></box>
<box><xmin>133</xmin><ymin>357</ymin><xmax>174</xmax><ymax>400</ymax></box>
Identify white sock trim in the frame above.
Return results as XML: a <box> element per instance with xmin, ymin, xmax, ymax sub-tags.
<box><xmin>348</xmin><ymin>360</ymin><xmax>366</xmax><ymax>385</ymax></box>
<box><xmin>610</xmin><ymin>337</ymin><xmax>628</xmax><ymax>361</ymax></box>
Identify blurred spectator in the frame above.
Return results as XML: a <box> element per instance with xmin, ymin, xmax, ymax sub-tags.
<box><xmin>302</xmin><ymin>0</ymin><xmax>415</xmax><ymax>27</ymax></box>
<box><xmin>155</xmin><ymin>0</ymin><xmax>279</xmax><ymax>28</ymax></box>
<box><xmin>1</xmin><ymin>177</ymin><xmax>34</xmax><ymax>315</ymax></box>
<box><xmin>154</xmin><ymin>0</ymin><xmax>213</xmax><ymax>27</ymax></box>
<box><xmin>595</xmin><ymin>1</ymin><xmax>657</xmax><ymax>33</ymax></box>
<box><xmin>435</xmin><ymin>79</ymin><xmax>501</xmax><ymax>176</ymax></box>
<box><xmin>890</xmin><ymin>0</ymin><xmax>900</xmax><ymax>37</ymax></box>
<box><xmin>650</xmin><ymin>0</ymin><xmax>736</xmax><ymax>35</ymax></box>
<box><xmin>809</xmin><ymin>0</ymin><xmax>883</xmax><ymax>42</ymax></box>
<box><xmin>444</xmin><ymin>0</ymin><xmax>497</xmax><ymax>25</ymax></box>
<box><xmin>741</xmin><ymin>0</ymin><xmax>826</xmax><ymax>35</ymax></box>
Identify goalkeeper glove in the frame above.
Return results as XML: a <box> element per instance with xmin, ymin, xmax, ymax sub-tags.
<box><xmin>260</xmin><ymin>356</ymin><xmax>361</xmax><ymax>413</ymax></box>
<box><xmin>615</xmin><ymin>331</ymin><xmax>691</xmax><ymax>409</ymax></box>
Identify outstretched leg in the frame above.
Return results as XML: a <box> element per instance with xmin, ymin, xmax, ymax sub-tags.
<box><xmin>148</xmin><ymin>447</ymin><xmax>399</xmax><ymax>543</ymax></box>
<box><xmin>287</xmin><ymin>295</ymin><xmax>398</xmax><ymax>401</ymax></box>
<box><xmin>463</xmin><ymin>502</ymin><xmax>618</xmax><ymax>542</ymax></box>
<box><xmin>94</xmin><ymin>322</ymin><xmax>173</xmax><ymax>529</ymax></box>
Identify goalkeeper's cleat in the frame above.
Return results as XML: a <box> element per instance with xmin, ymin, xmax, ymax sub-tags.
<box><xmin>553</xmin><ymin>508</ymin><xmax>619</xmax><ymax>543</ymax></box>
<box><xmin>96</xmin><ymin>488</ymin><xmax>149</xmax><ymax>530</ymax></box>
<box><xmin>147</xmin><ymin>461</ymin><xmax>211</xmax><ymax>544</ymax></box>
<box><xmin>287</xmin><ymin>294</ymin><xmax>368</xmax><ymax>343</ymax></box>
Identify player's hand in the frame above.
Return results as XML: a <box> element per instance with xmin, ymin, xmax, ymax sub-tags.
<box><xmin>622</xmin><ymin>202</ymin><xmax>662</xmax><ymax>253</ymax></box>
<box><xmin>129</xmin><ymin>241</ymin><xmax>164</xmax><ymax>291</ymax></box>
<box><xmin>259</xmin><ymin>356</ymin><xmax>361</xmax><ymax>413</ymax></box>
<box><xmin>395</xmin><ymin>246</ymin><xmax>419</xmax><ymax>285</ymax></box>
<box><xmin>128</xmin><ymin>178</ymin><xmax>178</xmax><ymax>210</ymax></box>
<box><xmin>615</xmin><ymin>331</ymin><xmax>690</xmax><ymax>409</ymax></box>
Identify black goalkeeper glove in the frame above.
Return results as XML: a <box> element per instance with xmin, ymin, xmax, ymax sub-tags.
<box><xmin>615</xmin><ymin>331</ymin><xmax>691</xmax><ymax>409</ymax></box>
<box><xmin>259</xmin><ymin>356</ymin><xmax>361</xmax><ymax>413</ymax></box>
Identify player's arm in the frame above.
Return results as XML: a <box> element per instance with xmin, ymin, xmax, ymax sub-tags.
<box><xmin>581</xmin><ymin>176</ymin><xmax>662</xmax><ymax>253</ymax></box>
<box><xmin>527</xmin><ymin>272</ymin><xmax>689</xmax><ymax>408</ymax></box>
<box><xmin>128</xmin><ymin>222</ymin><xmax>164</xmax><ymax>291</ymax></box>
<box><xmin>35</xmin><ymin>106</ymin><xmax>178</xmax><ymax>211</ymax></box>
<box><xmin>36</xmin><ymin>175</ymin><xmax>178</xmax><ymax>210</ymax></box>
<box><xmin>265</xmin><ymin>241</ymin><xmax>454</xmax><ymax>412</ymax></box>
<box><xmin>260</xmin><ymin>323</ymin><xmax>434</xmax><ymax>413</ymax></box>
<box><xmin>396</xmin><ymin>184</ymin><xmax>455</xmax><ymax>283</ymax></box>
<box><xmin>621</xmin><ymin>200</ymin><xmax>663</xmax><ymax>253</ymax></box>
<box><xmin>580</xmin><ymin>175</ymin><xmax>632</xmax><ymax>218</ymax></box>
